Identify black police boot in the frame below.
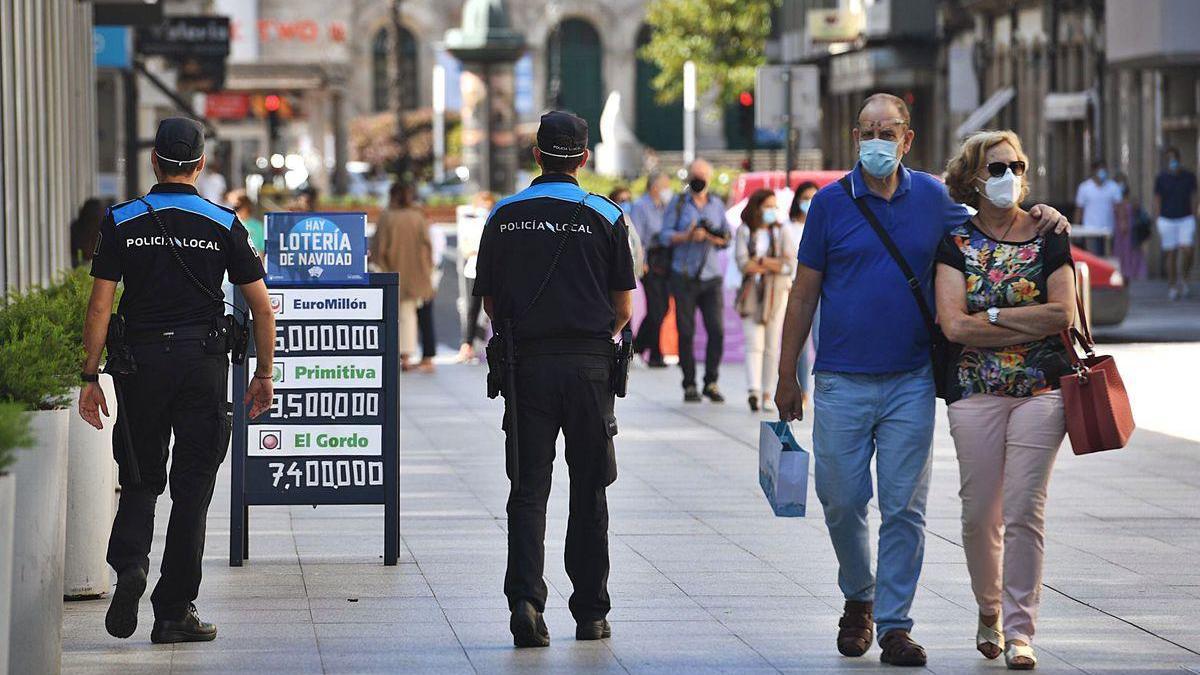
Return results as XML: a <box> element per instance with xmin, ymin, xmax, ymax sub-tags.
<box><xmin>576</xmin><ymin>618</ymin><xmax>612</xmax><ymax>641</ymax></box>
<box><xmin>150</xmin><ymin>604</ymin><xmax>217</xmax><ymax>644</ymax></box>
<box><xmin>683</xmin><ymin>385</ymin><xmax>702</xmax><ymax>403</ymax></box>
<box><xmin>105</xmin><ymin>566</ymin><xmax>147</xmax><ymax>639</ymax></box>
<box><xmin>510</xmin><ymin>599</ymin><xmax>550</xmax><ymax>648</ymax></box>
<box><xmin>703</xmin><ymin>383</ymin><xmax>726</xmax><ymax>403</ymax></box>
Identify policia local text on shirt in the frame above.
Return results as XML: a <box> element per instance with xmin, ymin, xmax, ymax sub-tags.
<box><xmin>78</xmin><ymin>118</ymin><xmax>277</xmax><ymax>645</ymax></box>
<box><xmin>475</xmin><ymin>111</ymin><xmax>636</xmax><ymax>649</ymax></box>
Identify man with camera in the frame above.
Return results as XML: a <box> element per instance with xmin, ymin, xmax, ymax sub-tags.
<box><xmin>78</xmin><ymin>118</ymin><xmax>276</xmax><ymax>644</ymax></box>
<box><xmin>475</xmin><ymin>111</ymin><xmax>636</xmax><ymax>648</ymax></box>
<box><xmin>658</xmin><ymin>158</ymin><xmax>732</xmax><ymax>403</ymax></box>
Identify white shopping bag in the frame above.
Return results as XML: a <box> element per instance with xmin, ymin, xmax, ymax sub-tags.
<box><xmin>758</xmin><ymin>421</ymin><xmax>809</xmax><ymax>517</ymax></box>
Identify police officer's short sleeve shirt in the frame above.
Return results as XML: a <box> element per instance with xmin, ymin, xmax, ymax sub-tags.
<box><xmin>90</xmin><ymin>183</ymin><xmax>265</xmax><ymax>331</ymax></box>
<box><xmin>473</xmin><ymin>174</ymin><xmax>636</xmax><ymax>340</ymax></box>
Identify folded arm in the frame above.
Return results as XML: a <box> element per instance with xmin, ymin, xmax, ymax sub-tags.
<box><xmin>935</xmin><ymin>264</ymin><xmax>1042</xmax><ymax>347</ymax></box>
<box><xmin>992</xmin><ymin>265</ymin><xmax>1076</xmax><ymax>336</ymax></box>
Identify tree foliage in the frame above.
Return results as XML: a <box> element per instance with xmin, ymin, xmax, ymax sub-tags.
<box><xmin>640</xmin><ymin>0</ymin><xmax>777</xmax><ymax>107</ymax></box>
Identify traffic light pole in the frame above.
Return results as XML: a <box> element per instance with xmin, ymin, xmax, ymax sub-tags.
<box><xmin>784</xmin><ymin>68</ymin><xmax>795</xmax><ymax>180</ymax></box>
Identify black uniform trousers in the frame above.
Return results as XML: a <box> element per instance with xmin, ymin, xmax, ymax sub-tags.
<box><xmin>634</xmin><ymin>271</ymin><xmax>669</xmax><ymax>362</ymax></box>
<box><xmin>503</xmin><ymin>351</ymin><xmax>618</xmax><ymax>623</ymax></box>
<box><xmin>669</xmin><ymin>274</ymin><xmax>725</xmax><ymax>389</ymax></box>
<box><xmin>106</xmin><ymin>338</ymin><xmax>230</xmax><ymax>621</ymax></box>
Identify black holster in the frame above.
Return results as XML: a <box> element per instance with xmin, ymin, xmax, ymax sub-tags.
<box><xmin>612</xmin><ymin>326</ymin><xmax>633</xmax><ymax>398</ymax></box>
<box><xmin>486</xmin><ymin>321</ymin><xmax>520</xmax><ymax>490</ymax></box>
<box><xmin>103</xmin><ymin>314</ymin><xmax>141</xmax><ymax>486</ymax></box>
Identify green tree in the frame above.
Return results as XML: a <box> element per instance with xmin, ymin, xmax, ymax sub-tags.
<box><xmin>639</xmin><ymin>0</ymin><xmax>777</xmax><ymax>107</ymax></box>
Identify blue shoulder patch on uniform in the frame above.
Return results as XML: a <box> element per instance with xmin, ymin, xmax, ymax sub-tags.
<box><xmin>111</xmin><ymin>200</ymin><xmax>149</xmax><ymax>227</ymax></box>
<box><xmin>113</xmin><ymin>193</ymin><xmax>237</xmax><ymax>229</ymax></box>
<box><xmin>492</xmin><ymin>180</ymin><xmax>586</xmax><ymax>213</ymax></box>
<box><xmin>582</xmin><ymin>193</ymin><xmax>621</xmax><ymax>226</ymax></box>
<box><xmin>491</xmin><ymin>181</ymin><xmax>621</xmax><ymax>227</ymax></box>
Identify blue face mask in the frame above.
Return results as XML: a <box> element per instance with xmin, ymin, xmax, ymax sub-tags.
<box><xmin>1170</xmin><ymin>159</ymin><xmax>1181</xmax><ymax>171</ymax></box>
<box><xmin>859</xmin><ymin>138</ymin><xmax>900</xmax><ymax>178</ymax></box>
<box><xmin>762</xmin><ymin>209</ymin><xmax>778</xmax><ymax>225</ymax></box>
<box><xmin>619</xmin><ymin>200</ymin><xmax>632</xmax><ymax>212</ymax></box>
<box><xmin>798</xmin><ymin>199</ymin><xmax>812</xmax><ymax>215</ymax></box>
<box><xmin>1096</xmin><ymin>169</ymin><xmax>1109</xmax><ymax>182</ymax></box>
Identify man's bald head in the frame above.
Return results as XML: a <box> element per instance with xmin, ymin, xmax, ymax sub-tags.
<box><xmin>857</xmin><ymin>93</ymin><xmax>910</xmax><ymax>127</ymax></box>
<box><xmin>688</xmin><ymin>158</ymin><xmax>713</xmax><ymax>181</ymax></box>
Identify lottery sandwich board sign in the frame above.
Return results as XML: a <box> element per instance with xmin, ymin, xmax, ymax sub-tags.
<box><xmin>230</xmin><ymin>274</ymin><xmax>400</xmax><ymax>566</ymax></box>
<box><xmin>265</xmin><ymin>211</ymin><xmax>368</xmax><ymax>285</ymax></box>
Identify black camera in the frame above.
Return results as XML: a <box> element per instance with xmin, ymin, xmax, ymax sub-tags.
<box><xmin>696</xmin><ymin>217</ymin><xmax>724</xmax><ymax>237</ymax></box>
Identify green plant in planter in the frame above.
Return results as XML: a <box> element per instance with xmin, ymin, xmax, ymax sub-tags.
<box><xmin>0</xmin><ymin>401</ymin><xmax>33</xmax><ymax>471</ymax></box>
<box><xmin>0</xmin><ymin>279</ymin><xmax>84</xmax><ymax>411</ymax></box>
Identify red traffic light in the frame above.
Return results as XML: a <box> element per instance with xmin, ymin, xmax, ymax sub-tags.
<box><xmin>264</xmin><ymin>94</ymin><xmax>282</xmax><ymax>112</ymax></box>
<box><xmin>738</xmin><ymin>91</ymin><xmax>754</xmax><ymax>107</ymax></box>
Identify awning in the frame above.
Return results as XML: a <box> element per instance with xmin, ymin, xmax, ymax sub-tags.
<box><xmin>1044</xmin><ymin>91</ymin><xmax>1092</xmax><ymax>121</ymax></box>
<box><xmin>223</xmin><ymin>63</ymin><xmax>338</xmax><ymax>91</ymax></box>
<box><xmin>955</xmin><ymin>87</ymin><xmax>1015</xmax><ymax>138</ymax></box>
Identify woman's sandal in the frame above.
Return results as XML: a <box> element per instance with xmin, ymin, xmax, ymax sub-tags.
<box><xmin>836</xmin><ymin>600</ymin><xmax>873</xmax><ymax>657</ymax></box>
<box><xmin>1005</xmin><ymin>643</ymin><xmax>1037</xmax><ymax>670</ymax></box>
<box><xmin>976</xmin><ymin>616</ymin><xmax>1004</xmax><ymax>659</ymax></box>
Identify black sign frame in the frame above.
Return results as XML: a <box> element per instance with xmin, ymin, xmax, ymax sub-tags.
<box><xmin>230</xmin><ymin>273</ymin><xmax>400</xmax><ymax>566</ymax></box>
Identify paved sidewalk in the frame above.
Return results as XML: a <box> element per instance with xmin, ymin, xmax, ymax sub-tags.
<box><xmin>63</xmin><ymin>344</ymin><xmax>1200</xmax><ymax>674</ymax></box>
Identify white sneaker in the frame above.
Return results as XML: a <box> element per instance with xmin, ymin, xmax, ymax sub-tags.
<box><xmin>762</xmin><ymin>397</ymin><xmax>776</xmax><ymax>413</ymax></box>
<box><xmin>1169</xmin><ymin>285</ymin><xmax>1181</xmax><ymax>301</ymax></box>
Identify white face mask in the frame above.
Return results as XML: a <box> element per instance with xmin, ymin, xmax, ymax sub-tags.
<box><xmin>978</xmin><ymin>169</ymin><xmax>1021</xmax><ymax>209</ymax></box>
<box><xmin>657</xmin><ymin>188</ymin><xmax>673</xmax><ymax>204</ymax></box>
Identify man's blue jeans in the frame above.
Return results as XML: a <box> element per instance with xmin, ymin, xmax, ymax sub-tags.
<box><xmin>812</xmin><ymin>364</ymin><xmax>935</xmax><ymax>638</ymax></box>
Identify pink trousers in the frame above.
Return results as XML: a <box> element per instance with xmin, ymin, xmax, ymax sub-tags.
<box><xmin>947</xmin><ymin>391</ymin><xmax>1066</xmax><ymax>644</ymax></box>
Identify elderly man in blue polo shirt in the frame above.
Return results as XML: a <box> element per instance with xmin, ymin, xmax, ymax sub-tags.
<box><xmin>774</xmin><ymin>93</ymin><xmax>1068</xmax><ymax>667</ymax></box>
<box><xmin>659</xmin><ymin>158</ymin><xmax>732</xmax><ymax>403</ymax></box>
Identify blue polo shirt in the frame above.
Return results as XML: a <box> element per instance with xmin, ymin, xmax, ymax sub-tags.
<box><xmin>797</xmin><ymin>163</ymin><xmax>969</xmax><ymax>374</ymax></box>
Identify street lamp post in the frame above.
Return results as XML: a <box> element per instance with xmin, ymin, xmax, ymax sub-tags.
<box><xmin>392</xmin><ymin>0</ymin><xmax>411</xmax><ymax>181</ymax></box>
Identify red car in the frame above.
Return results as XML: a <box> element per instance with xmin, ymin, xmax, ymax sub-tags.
<box><xmin>732</xmin><ymin>170</ymin><xmax>1128</xmax><ymax>326</ymax></box>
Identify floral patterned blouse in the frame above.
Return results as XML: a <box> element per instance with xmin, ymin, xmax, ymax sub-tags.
<box><xmin>936</xmin><ymin>222</ymin><xmax>1074</xmax><ymax>403</ymax></box>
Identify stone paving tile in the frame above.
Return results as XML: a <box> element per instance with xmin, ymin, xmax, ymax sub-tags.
<box><xmin>61</xmin><ymin>352</ymin><xmax>1200</xmax><ymax>673</ymax></box>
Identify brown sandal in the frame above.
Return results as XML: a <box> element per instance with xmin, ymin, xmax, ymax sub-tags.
<box><xmin>880</xmin><ymin>629</ymin><xmax>927</xmax><ymax>667</ymax></box>
<box><xmin>837</xmin><ymin>600</ymin><xmax>874</xmax><ymax>657</ymax></box>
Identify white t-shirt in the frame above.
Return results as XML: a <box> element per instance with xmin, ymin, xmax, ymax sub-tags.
<box><xmin>1074</xmin><ymin>178</ymin><xmax>1122</xmax><ymax>233</ymax></box>
<box><xmin>198</xmin><ymin>172</ymin><xmax>228</xmax><ymax>204</ymax></box>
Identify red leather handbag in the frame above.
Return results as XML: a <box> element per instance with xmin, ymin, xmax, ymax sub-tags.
<box><xmin>1058</xmin><ymin>295</ymin><xmax>1135</xmax><ymax>454</ymax></box>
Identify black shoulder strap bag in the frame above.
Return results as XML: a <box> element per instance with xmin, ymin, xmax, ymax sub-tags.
<box><xmin>837</xmin><ymin>176</ymin><xmax>959</xmax><ymax>400</ymax></box>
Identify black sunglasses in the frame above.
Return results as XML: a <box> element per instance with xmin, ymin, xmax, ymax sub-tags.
<box><xmin>986</xmin><ymin>160</ymin><xmax>1027</xmax><ymax>178</ymax></box>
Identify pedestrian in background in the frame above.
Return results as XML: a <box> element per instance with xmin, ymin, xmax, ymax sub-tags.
<box><xmin>417</xmin><ymin>223</ymin><xmax>446</xmax><ymax>373</ymax></box>
<box><xmin>196</xmin><ymin>156</ymin><xmax>227</xmax><ymax>204</ymax></box>
<box><xmin>294</xmin><ymin>185</ymin><xmax>319</xmax><ymax>212</ymax></box>
<box><xmin>1113</xmin><ymin>173</ymin><xmax>1148</xmax><ymax>281</ymax></box>
<box><xmin>659</xmin><ymin>158</ymin><xmax>731</xmax><ymax>403</ymax></box>
<box><xmin>229</xmin><ymin>191</ymin><xmax>265</xmax><ymax>256</ymax></box>
<box><xmin>370</xmin><ymin>181</ymin><xmax>434</xmax><ymax>372</ymax></box>
<box><xmin>1073</xmin><ymin>159</ymin><xmax>1122</xmax><ymax>255</ymax></box>
<box><xmin>609</xmin><ymin>186</ymin><xmax>645</xmax><ymax>276</ymax></box>
<box><xmin>458</xmin><ymin>191</ymin><xmax>496</xmax><ymax>363</ymax></box>
<box><xmin>632</xmin><ymin>172</ymin><xmax>674</xmax><ymax>368</ymax></box>
<box><xmin>774</xmin><ymin>94</ymin><xmax>1070</xmax><ymax>667</ymax></box>
<box><xmin>937</xmin><ymin>130</ymin><xmax>1076</xmax><ymax>671</ymax></box>
<box><xmin>734</xmin><ymin>189</ymin><xmax>796</xmax><ymax>413</ymax></box>
<box><xmin>70</xmin><ymin>197</ymin><xmax>108</xmax><ymax>266</ymax></box>
<box><xmin>1154</xmin><ymin>147</ymin><xmax>1197</xmax><ymax>300</ymax></box>
<box><xmin>786</xmin><ymin>181</ymin><xmax>820</xmax><ymax>402</ymax></box>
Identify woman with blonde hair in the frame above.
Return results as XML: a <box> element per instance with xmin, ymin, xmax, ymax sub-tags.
<box><xmin>935</xmin><ymin>130</ymin><xmax>1076</xmax><ymax>670</ymax></box>
<box><xmin>735</xmin><ymin>188</ymin><xmax>796</xmax><ymax>412</ymax></box>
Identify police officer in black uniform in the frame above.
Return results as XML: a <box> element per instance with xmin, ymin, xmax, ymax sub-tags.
<box><xmin>78</xmin><ymin>118</ymin><xmax>277</xmax><ymax>644</ymax></box>
<box><xmin>475</xmin><ymin>111</ymin><xmax>636</xmax><ymax>648</ymax></box>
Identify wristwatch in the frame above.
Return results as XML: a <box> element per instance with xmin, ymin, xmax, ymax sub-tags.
<box><xmin>986</xmin><ymin>307</ymin><xmax>1000</xmax><ymax>325</ymax></box>
<box><xmin>80</xmin><ymin>372</ymin><xmax>99</xmax><ymax>383</ymax></box>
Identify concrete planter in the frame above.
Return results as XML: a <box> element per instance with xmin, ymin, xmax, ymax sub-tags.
<box><xmin>0</xmin><ymin>472</ymin><xmax>15</xmax><ymax>672</ymax></box>
<box><xmin>10</xmin><ymin>408</ymin><xmax>69</xmax><ymax>675</ymax></box>
<box><xmin>65</xmin><ymin>378</ymin><xmax>116</xmax><ymax>599</ymax></box>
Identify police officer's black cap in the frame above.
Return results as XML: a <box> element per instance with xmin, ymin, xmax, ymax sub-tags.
<box><xmin>536</xmin><ymin>111</ymin><xmax>587</xmax><ymax>158</ymax></box>
<box><xmin>154</xmin><ymin>117</ymin><xmax>205</xmax><ymax>167</ymax></box>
